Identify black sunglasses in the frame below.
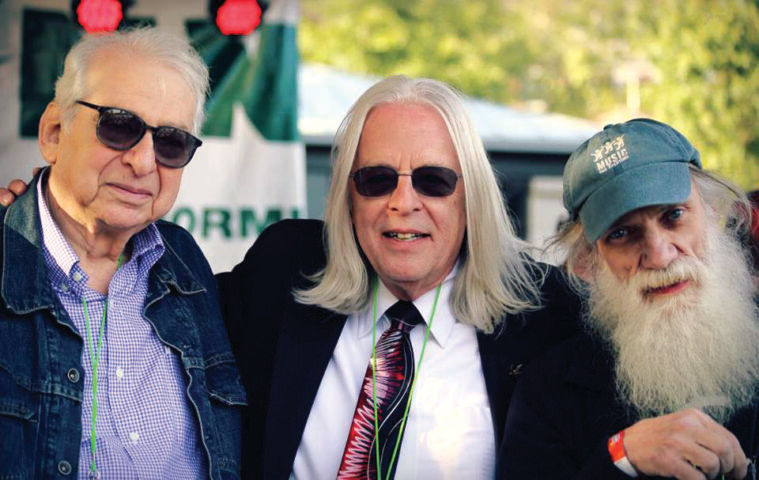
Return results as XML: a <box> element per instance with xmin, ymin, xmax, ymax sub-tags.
<box><xmin>76</xmin><ymin>100</ymin><xmax>202</xmax><ymax>168</ymax></box>
<box><xmin>351</xmin><ymin>165</ymin><xmax>462</xmax><ymax>197</ymax></box>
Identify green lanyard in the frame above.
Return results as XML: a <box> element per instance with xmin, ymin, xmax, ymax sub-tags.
<box><xmin>81</xmin><ymin>254</ymin><xmax>122</xmax><ymax>479</ymax></box>
<box><xmin>370</xmin><ymin>279</ymin><xmax>442</xmax><ymax>480</ymax></box>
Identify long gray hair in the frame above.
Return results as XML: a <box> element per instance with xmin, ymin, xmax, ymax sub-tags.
<box><xmin>54</xmin><ymin>26</ymin><xmax>209</xmax><ymax>134</ymax></box>
<box><xmin>295</xmin><ymin>75</ymin><xmax>542</xmax><ymax>333</ymax></box>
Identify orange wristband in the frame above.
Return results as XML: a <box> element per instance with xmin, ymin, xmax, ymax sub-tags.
<box><xmin>608</xmin><ymin>430</ymin><xmax>626</xmax><ymax>462</ymax></box>
<box><xmin>608</xmin><ymin>430</ymin><xmax>638</xmax><ymax>477</ymax></box>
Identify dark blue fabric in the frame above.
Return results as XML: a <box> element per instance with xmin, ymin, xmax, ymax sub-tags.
<box><xmin>0</xmin><ymin>173</ymin><xmax>247</xmax><ymax>479</ymax></box>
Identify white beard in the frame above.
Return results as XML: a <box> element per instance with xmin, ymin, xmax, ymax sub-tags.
<box><xmin>587</xmin><ymin>224</ymin><xmax>759</xmax><ymax>423</ymax></box>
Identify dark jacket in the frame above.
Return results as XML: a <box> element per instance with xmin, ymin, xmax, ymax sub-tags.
<box><xmin>0</xmin><ymin>175</ymin><xmax>247</xmax><ymax>479</ymax></box>
<box><xmin>499</xmin><ymin>332</ymin><xmax>759</xmax><ymax>479</ymax></box>
<box><xmin>218</xmin><ymin>218</ymin><xmax>583</xmax><ymax>479</ymax></box>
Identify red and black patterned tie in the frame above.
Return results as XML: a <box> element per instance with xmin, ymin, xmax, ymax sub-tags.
<box><xmin>337</xmin><ymin>301</ymin><xmax>423</xmax><ymax>480</ymax></box>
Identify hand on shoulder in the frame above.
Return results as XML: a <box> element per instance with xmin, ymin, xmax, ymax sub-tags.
<box><xmin>0</xmin><ymin>178</ymin><xmax>29</xmax><ymax>206</ymax></box>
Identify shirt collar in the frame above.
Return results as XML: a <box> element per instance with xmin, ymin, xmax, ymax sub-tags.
<box><xmin>37</xmin><ymin>172</ymin><xmax>79</xmax><ymax>277</ymax></box>
<box><xmin>354</xmin><ymin>264</ymin><xmax>459</xmax><ymax>348</ymax></box>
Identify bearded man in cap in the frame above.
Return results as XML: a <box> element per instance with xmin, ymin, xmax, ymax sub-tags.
<box><xmin>499</xmin><ymin>118</ymin><xmax>759</xmax><ymax>480</ymax></box>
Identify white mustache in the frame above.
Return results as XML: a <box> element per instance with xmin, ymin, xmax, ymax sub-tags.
<box><xmin>624</xmin><ymin>256</ymin><xmax>702</xmax><ymax>298</ymax></box>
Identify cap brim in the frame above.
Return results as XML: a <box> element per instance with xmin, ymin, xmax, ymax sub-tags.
<box><xmin>579</xmin><ymin>161</ymin><xmax>693</xmax><ymax>243</ymax></box>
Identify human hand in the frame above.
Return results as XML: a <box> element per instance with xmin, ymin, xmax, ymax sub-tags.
<box><xmin>623</xmin><ymin>408</ymin><xmax>748</xmax><ymax>479</ymax></box>
<box><xmin>0</xmin><ymin>174</ymin><xmax>34</xmax><ymax>207</ymax></box>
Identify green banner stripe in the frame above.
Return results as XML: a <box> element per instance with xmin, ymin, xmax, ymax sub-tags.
<box><xmin>242</xmin><ymin>23</ymin><xmax>300</xmax><ymax>142</ymax></box>
<box><xmin>203</xmin><ymin>51</ymin><xmax>252</xmax><ymax>137</ymax></box>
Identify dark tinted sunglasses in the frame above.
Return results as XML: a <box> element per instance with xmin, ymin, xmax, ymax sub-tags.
<box><xmin>76</xmin><ymin>100</ymin><xmax>202</xmax><ymax>168</ymax></box>
<box><xmin>351</xmin><ymin>165</ymin><xmax>462</xmax><ymax>197</ymax></box>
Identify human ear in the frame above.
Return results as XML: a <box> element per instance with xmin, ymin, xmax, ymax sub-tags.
<box><xmin>38</xmin><ymin>102</ymin><xmax>62</xmax><ymax>166</ymax></box>
<box><xmin>571</xmin><ymin>249</ymin><xmax>596</xmax><ymax>282</ymax></box>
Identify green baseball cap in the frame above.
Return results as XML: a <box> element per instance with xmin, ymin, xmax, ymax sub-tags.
<box><xmin>563</xmin><ymin>118</ymin><xmax>702</xmax><ymax>243</ymax></box>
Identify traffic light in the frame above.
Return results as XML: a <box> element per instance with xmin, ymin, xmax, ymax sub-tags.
<box><xmin>209</xmin><ymin>0</ymin><xmax>266</xmax><ymax>36</ymax></box>
<box><xmin>71</xmin><ymin>0</ymin><xmax>134</xmax><ymax>33</ymax></box>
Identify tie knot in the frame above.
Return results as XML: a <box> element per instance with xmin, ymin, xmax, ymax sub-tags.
<box><xmin>385</xmin><ymin>300</ymin><xmax>423</xmax><ymax>333</ymax></box>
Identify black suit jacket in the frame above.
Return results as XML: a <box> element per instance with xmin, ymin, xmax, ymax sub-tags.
<box><xmin>218</xmin><ymin>219</ymin><xmax>581</xmax><ymax>479</ymax></box>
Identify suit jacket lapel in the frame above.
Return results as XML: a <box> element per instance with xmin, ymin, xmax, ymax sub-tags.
<box><xmin>263</xmin><ymin>300</ymin><xmax>347</xmax><ymax>479</ymax></box>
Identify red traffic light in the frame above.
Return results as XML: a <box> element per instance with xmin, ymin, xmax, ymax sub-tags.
<box><xmin>76</xmin><ymin>0</ymin><xmax>123</xmax><ymax>33</ymax></box>
<box><xmin>216</xmin><ymin>0</ymin><xmax>262</xmax><ymax>36</ymax></box>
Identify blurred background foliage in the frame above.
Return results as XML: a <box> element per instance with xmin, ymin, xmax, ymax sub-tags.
<box><xmin>299</xmin><ymin>0</ymin><xmax>759</xmax><ymax>189</ymax></box>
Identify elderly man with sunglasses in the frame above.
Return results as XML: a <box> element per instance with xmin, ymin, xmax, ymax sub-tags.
<box><xmin>499</xmin><ymin>119</ymin><xmax>759</xmax><ymax>479</ymax></box>
<box><xmin>218</xmin><ymin>75</ymin><xmax>581</xmax><ymax>478</ymax></box>
<box><xmin>0</xmin><ymin>28</ymin><xmax>245</xmax><ymax>479</ymax></box>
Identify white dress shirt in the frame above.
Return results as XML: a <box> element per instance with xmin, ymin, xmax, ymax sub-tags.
<box><xmin>291</xmin><ymin>270</ymin><xmax>495</xmax><ymax>479</ymax></box>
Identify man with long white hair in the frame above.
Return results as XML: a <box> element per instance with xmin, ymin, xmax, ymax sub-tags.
<box><xmin>219</xmin><ymin>75</ymin><xmax>581</xmax><ymax>478</ymax></box>
<box><xmin>500</xmin><ymin>119</ymin><xmax>759</xmax><ymax>480</ymax></box>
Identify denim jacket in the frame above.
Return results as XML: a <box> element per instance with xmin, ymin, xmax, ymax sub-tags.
<box><xmin>0</xmin><ymin>176</ymin><xmax>247</xmax><ymax>479</ymax></box>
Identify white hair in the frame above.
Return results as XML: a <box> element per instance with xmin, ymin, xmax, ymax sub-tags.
<box><xmin>54</xmin><ymin>26</ymin><xmax>209</xmax><ymax>134</ymax></box>
<box><xmin>295</xmin><ymin>75</ymin><xmax>542</xmax><ymax>334</ymax></box>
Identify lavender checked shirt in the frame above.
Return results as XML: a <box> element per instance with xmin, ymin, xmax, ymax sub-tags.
<box><xmin>37</xmin><ymin>181</ymin><xmax>205</xmax><ymax>479</ymax></box>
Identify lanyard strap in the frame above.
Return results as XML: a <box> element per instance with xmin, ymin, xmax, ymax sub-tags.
<box><xmin>370</xmin><ymin>279</ymin><xmax>442</xmax><ymax>480</ymax></box>
<box><xmin>81</xmin><ymin>254</ymin><xmax>122</xmax><ymax>478</ymax></box>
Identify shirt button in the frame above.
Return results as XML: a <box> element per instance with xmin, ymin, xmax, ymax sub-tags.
<box><xmin>60</xmin><ymin>283</ymin><xmax>69</xmax><ymax>292</ymax></box>
<box><xmin>129</xmin><ymin>432</ymin><xmax>139</xmax><ymax>443</ymax></box>
<box><xmin>72</xmin><ymin>272</ymin><xmax>83</xmax><ymax>282</ymax></box>
<box><xmin>66</xmin><ymin>368</ymin><xmax>80</xmax><ymax>383</ymax></box>
<box><xmin>57</xmin><ymin>460</ymin><xmax>72</xmax><ymax>475</ymax></box>
<box><xmin>115</xmin><ymin>367</ymin><xmax>124</xmax><ymax>379</ymax></box>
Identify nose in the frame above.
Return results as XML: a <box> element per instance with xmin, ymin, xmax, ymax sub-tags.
<box><xmin>123</xmin><ymin>132</ymin><xmax>157</xmax><ymax>176</ymax></box>
<box><xmin>640</xmin><ymin>227</ymin><xmax>679</xmax><ymax>270</ymax></box>
<box><xmin>388</xmin><ymin>173</ymin><xmax>422</xmax><ymax>214</ymax></box>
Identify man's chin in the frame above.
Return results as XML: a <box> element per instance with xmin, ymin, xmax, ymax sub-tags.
<box><xmin>641</xmin><ymin>292</ymin><xmax>697</xmax><ymax>316</ymax></box>
<box><xmin>625</xmin><ymin>284</ymin><xmax>694</xmax><ymax>319</ymax></box>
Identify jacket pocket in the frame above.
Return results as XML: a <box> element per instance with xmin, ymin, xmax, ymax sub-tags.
<box><xmin>0</xmin><ymin>369</ymin><xmax>39</xmax><ymax>478</ymax></box>
<box><xmin>202</xmin><ymin>354</ymin><xmax>247</xmax><ymax>478</ymax></box>
<box><xmin>205</xmin><ymin>353</ymin><xmax>247</xmax><ymax>406</ymax></box>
